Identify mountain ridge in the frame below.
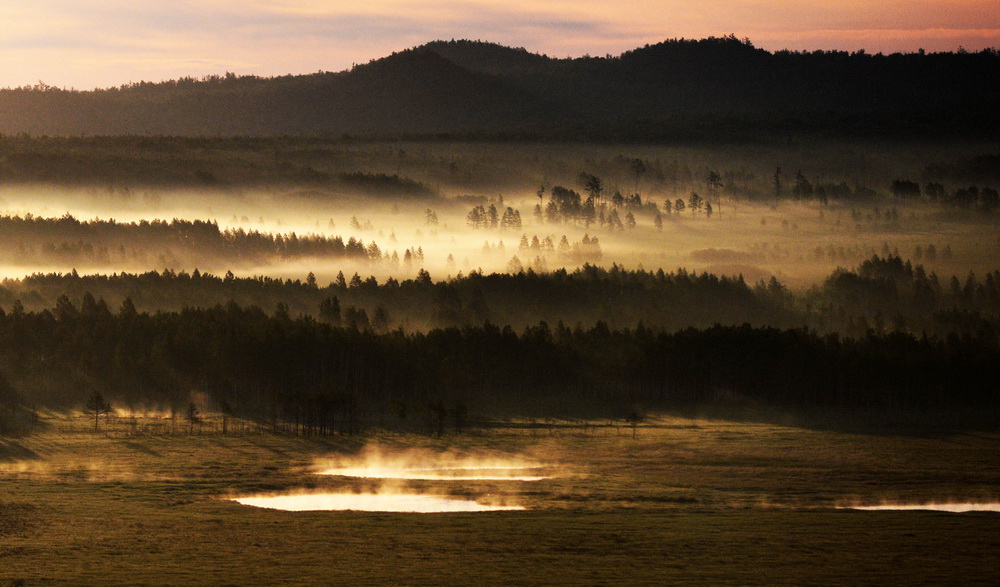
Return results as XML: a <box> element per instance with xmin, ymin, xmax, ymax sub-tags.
<box><xmin>1</xmin><ymin>36</ymin><xmax>997</xmax><ymax>139</ymax></box>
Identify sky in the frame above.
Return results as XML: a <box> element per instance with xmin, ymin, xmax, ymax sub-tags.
<box><xmin>1</xmin><ymin>0</ymin><xmax>998</xmax><ymax>90</ymax></box>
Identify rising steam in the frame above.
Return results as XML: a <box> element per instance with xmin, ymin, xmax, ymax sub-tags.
<box><xmin>313</xmin><ymin>444</ymin><xmax>555</xmax><ymax>481</ymax></box>
<box><xmin>232</xmin><ymin>444</ymin><xmax>553</xmax><ymax>512</ymax></box>
<box><xmin>233</xmin><ymin>492</ymin><xmax>525</xmax><ymax>512</ymax></box>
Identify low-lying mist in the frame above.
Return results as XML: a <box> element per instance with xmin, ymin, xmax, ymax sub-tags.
<box><xmin>0</xmin><ymin>138</ymin><xmax>997</xmax><ymax>427</ymax></box>
<box><xmin>232</xmin><ymin>443</ymin><xmax>550</xmax><ymax>512</ymax></box>
<box><xmin>314</xmin><ymin>444</ymin><xmax>555</xmax><ymax>482</ymax></box>
<box><xmin>0</xmin><ymin>184</ymin><xmax>994</xmax><ymax>293</ymax></box>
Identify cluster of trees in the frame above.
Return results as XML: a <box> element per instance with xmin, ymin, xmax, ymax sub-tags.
<box><xmin>517</xmin><ymin>234</ymin><xmax>603</xmax><ymax>264</ymax></box>
<box><xmin>542</xmin><ymin>186</ymin><xmax>586</xmax><ymax>224</ymax></box>
<box><xmin>0</xmin><ymin>300</ymin><xmax>996</xmax><ymax>435</ymax></box>
<box><xmin>891</xmin><ymin>179</ymin><xmax>999</xmax><ymax>211</ymax></box>
<box><xmin>465</xmin><ymin>204</ymin><xmax>522</xmax><ymax>230</ymax></box>
<box><xmin>532</xmin><ymin>183</ymin><xmax>656</xmax><ymax>231</ymax></box>
<box><xmin>337</xmin><ymin>172</ymin><xmax>435</xmax><ymax>198</ymax></box>
<box><xmin>0</xmin><ymin>214</ymin><xmax>386</xmax><ymax>266</ymax></box>
<box><xmin>663</xmin><ymin>193</ymin><xmax>713</xmax><ymax>217</ymax></box>
<box><xmin>807</xmin><ymin>241</ymin><xmax>948</xmax><ymax>265</ymax></box>
<box><xmin>570</xmin><ymin>159</ymin><xmax>997</xmax><ymax>210</ymax></box>
<box><xmin>563</xmin><ymin>169</ymin><xmax>731</xmax><ymax>230</ymax></box>
<box><xmin>806</xmin><ymin>256</ymin><xmax>1000</xmax><ymax>338</ymax></box>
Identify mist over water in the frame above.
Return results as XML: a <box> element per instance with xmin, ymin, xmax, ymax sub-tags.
<box><xmin>229</xmin><ymin>445</ymin><xmax>556</xmax><ymax>513</ymax></box>
<box><xmin>313</xmin><ymin>445</ymin><xmax>555</xmax><ymax>482</ymax></box>
<box><xmin>233</xmin><ymin>493</ymin><xmax>525</xmax><ymax>512</ymax></box>
<box><xmin>320</xmin><ymin>466</ymin><xmax>550</xmax><ymax>482</ymax></box>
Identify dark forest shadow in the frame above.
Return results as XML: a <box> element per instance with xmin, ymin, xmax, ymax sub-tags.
<box><xmin>119</xmin><ymin>441</ymin><xmax>161</xmax><ymax>457</ymax></box>
<box><xmin>0</xmin><ymin>440</ymin><xmax>40</xmax><ymax>461</ymax></box>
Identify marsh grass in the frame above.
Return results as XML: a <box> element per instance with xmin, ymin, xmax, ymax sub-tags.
<box><xmin>0</xmin><ymin>414</ymin><xmax>998</xmax><ymax>584</ymax></box>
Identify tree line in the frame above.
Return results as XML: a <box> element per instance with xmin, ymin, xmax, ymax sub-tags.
<box><xmin>0</xmin><ymin>264</ymin><xmax>793</xmax><ymax>333</ymax></box>
<box><xmin>0</xmin><ymin>214</ymin><xmax>382</xmax><ymax>267</ymax></box>
<box><xmin>3</xmin><ymin>257</ymin><xmax>1000</xmax><ymax>338</ymax></box>
<box><xmin>806</xmin><ymin>255</ymin><xmax>1000</xmax><ymax>338</ymax></box>
<box><xmin>0</xmin><ymin>300</ymin><xmax>996</xmax><ymax>436</ymax></box>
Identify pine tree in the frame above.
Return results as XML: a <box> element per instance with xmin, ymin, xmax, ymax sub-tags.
<box><xmin>85</xmin><ymin>391</ymin><xmax>111</xmax><ymax>432</ymax></box>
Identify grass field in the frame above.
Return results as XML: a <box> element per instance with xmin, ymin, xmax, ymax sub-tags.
<box><xmin>2</xmin><ymin>415</ymin><xmax>999</xmax><ymax>585</ymax></box>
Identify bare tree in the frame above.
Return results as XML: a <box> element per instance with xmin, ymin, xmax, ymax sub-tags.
<box><xmin>625</xmin><ymin>410</ymin><xmax>643</xmax><ymax>439</ymax></box>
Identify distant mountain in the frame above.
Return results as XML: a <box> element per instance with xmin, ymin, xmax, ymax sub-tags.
<box><xmin>0</xmin><ymin>36</ymin><xmax>997</xmax><ymax>139</ymax></box>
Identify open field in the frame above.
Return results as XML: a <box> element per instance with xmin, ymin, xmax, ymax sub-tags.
<box><xmin>2</xmin><ymin>416</ymin><xmax>998</xmax><ymax>585</ymax></box>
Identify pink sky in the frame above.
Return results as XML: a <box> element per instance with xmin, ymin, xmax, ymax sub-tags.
<box><xmin>1</xmin><ymin>1</ymin><xmax>997</xmax><ymax>89</ymax></box>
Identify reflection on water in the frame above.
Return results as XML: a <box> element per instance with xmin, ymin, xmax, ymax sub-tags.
<box><xmin>847</xmin><ymin>503</ymin><xmax>1000</xmax><ymax>513</ymax></box>
<box><xmin>234</xmin><ymin>493</ymin><xmax>525</xmax><ymax>512</ymax></box>
<box><xmin>319</xmin><ymin>466</ymin><xmax>550</xmax><ymax>481</ymax></box>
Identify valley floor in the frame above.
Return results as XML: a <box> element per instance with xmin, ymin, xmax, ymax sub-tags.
<box><xmin>1</xmin><ymin>415</ymin><xmax>998</xmax><ymax>585</ymax></box>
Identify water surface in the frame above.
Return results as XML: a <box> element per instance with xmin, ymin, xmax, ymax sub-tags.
<box><xmin>319</xmin><ymin>465</ymin><xmax>550</xmax><ymax>481</ymax></box>
<box><xmin>234</xmin><ymin>492</ymin><xmax>525</xmax><ymax>512</ymax></box>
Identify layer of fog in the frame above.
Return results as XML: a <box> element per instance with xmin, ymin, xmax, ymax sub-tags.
<box><xmin>0</xmin><ymin>138</ymin><xmax>996</xmax><ymax>291</ymax></box>
<box><xmin>0</xmin><ymin>184</ymin><xmax>992</xmax><ymax>292</ymax></box>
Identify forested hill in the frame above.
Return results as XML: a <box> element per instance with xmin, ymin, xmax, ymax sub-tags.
<box><xmin>1</xmin><ymin>36</ymin><xmax>998</xmax><ymax>139</ymax></box>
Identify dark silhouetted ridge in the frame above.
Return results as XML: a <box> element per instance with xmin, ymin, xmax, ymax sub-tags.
<box><xmin>418</xmin><ymin>40</ymin><xmax>551</xmax><ymax>75</ymax></box>
<box><xmin>0</xmin><ymin>36</ymin><xmax>997</xmax><ymax>138</ymax></box>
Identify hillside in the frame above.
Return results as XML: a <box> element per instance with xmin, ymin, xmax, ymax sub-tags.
<box><xmin>0</xmin><ymin>36</ymin><xmax>997</xmax><ymax>139</ymax></box>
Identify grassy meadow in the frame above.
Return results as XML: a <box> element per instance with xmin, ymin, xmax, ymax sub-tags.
<box><xmin>1</xmin><ymin>415</ymin><xmax>998</xmax><ymax>585</ymax></box>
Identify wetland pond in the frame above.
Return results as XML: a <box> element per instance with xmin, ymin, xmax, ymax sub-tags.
<box><xmin>317</xmin><ymin>465</ymin><xmax>550</xmax><ymax>481</ymax></box>
<box><xmin>234</xmin><ymin>493</ymin><xmax>525</xmax><ymax>512</ymax></box>
<box><xmin>233</xmin><ymin>448</ymin><xmax>545</xmax><ymax>512</ymax></box>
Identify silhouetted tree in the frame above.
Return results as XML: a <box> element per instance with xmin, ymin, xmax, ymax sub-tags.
<box><xmin>688</xmin><ymin>192</ymin><xmax>703</xmax><ymax>214</ymax></box>
<box><xmin>630</xmin><ymin>159</ymin><xmax>647</xmax><ymax>194</ymax></box>
<box><xmin>319</xmin><ymin>296</ymin><xmax>342</xmax><ymax>325</ymax></box>
<box><xmin>85</xmin><ymin>391</ymin><xmax>112</xmax><ymax>432</ymax></box>
<box><xmin>187</xmin><ymin>402</ymin><xmax>200</xmax><ymax>434</ymax></box>
<box><xmin>220</xmin><ymin>398</ymin><xmax>233</xmax><ymax>435</ymax></box>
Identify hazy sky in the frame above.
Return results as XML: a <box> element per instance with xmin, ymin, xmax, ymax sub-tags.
<box><xmin>2</xmin><ymin>0</ymin><xmax>998</xmax><ymax>89</ymax></box>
